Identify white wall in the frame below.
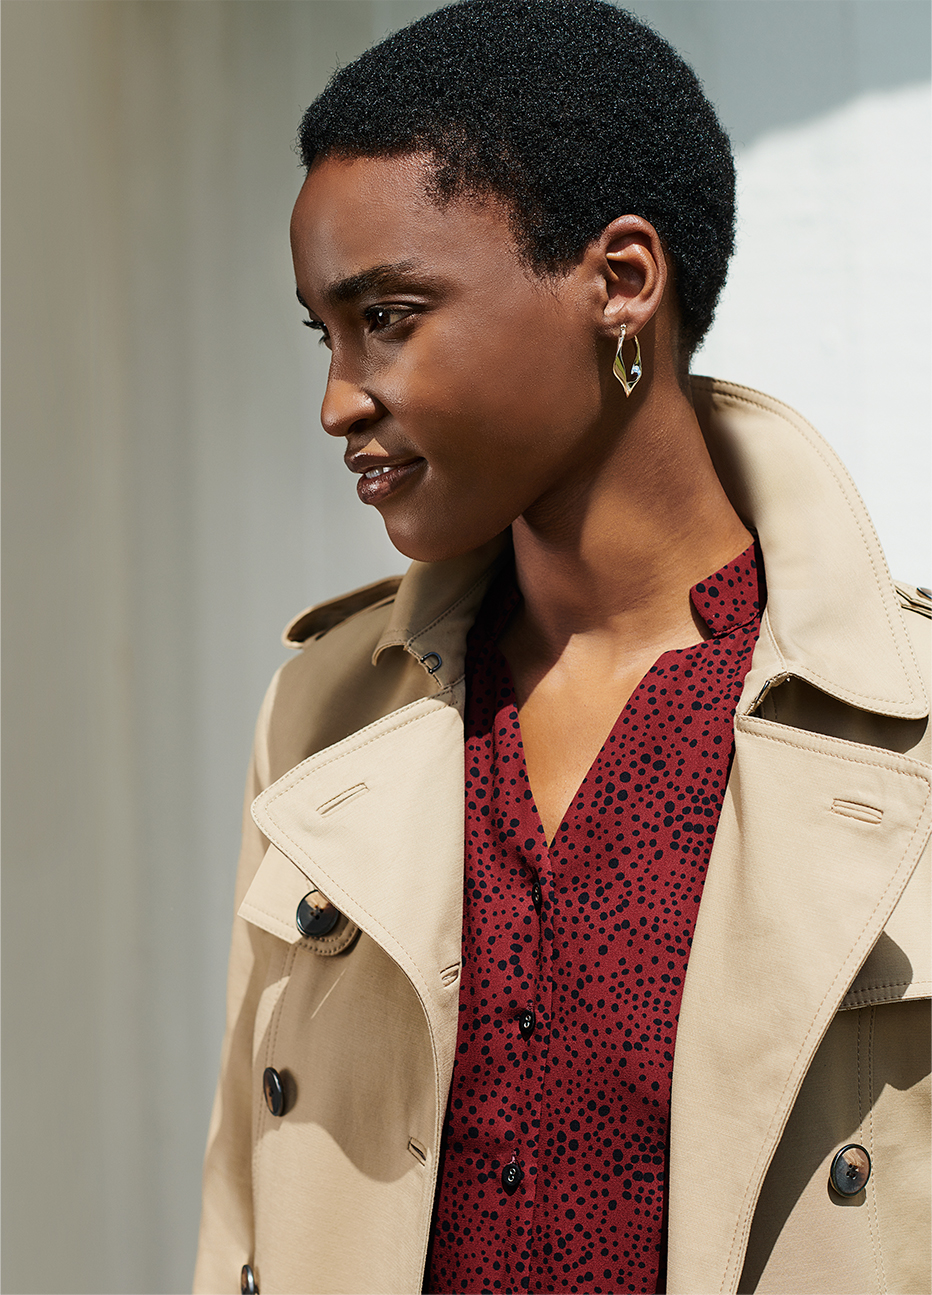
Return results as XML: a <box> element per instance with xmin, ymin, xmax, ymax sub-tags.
<box><xmin>695</xmin><ymin>84</ymin><xmax>930</xmax><ymax>584</ymax></box>
<box><xmin>2</xmin><ymin>3</ymin><xmax>928</xmax><ymax>1292</ymax></box>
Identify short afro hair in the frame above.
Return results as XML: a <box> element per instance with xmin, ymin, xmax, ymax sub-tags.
<box><xmin>298</xmin><ymin>0</ymin><xmax>735</xmax><ymax>357</ymax></box>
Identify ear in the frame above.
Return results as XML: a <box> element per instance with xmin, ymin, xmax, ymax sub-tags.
<box><xmin>592</xmin><ymin>214</ymin><xmax>668</xmax><ymax>342</ymax></box>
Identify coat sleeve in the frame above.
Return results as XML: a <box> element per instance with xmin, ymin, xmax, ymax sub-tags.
<box><xmin>193</xmin><ymin>671</ymin><xmax>282</xmax><ymax>1295</ymax></box>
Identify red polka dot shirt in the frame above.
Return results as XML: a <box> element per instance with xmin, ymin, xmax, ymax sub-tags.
<box><xmin>425</xmin><ymin>542</ymin><xmax>765</xmax><ymax>1294</ymax></box>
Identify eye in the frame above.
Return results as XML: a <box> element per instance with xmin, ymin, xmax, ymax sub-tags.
<box><xmin>366</xmin><ymin>306</ymin><xmax>411</xmax><ymax>333</ymax></box>
<box><xmin>302</xmin><ymin>318</ymin><xmax>330</xmax><ymax>347</ymax></box>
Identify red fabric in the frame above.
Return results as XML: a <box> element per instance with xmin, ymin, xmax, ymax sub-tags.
<box><xmin>426</xmin><ymin>543</ymin><xmax>764</xmax><ymax>1295</ymax></box>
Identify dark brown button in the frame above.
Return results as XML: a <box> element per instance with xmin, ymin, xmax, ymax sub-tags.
<box><xmin>262</xmin><ymin>1067</ymin><xmax>285</xmax><ymax>1117</ymax></box>
<box><xmin>830</xmin><ymin>1144</ymin><xmax>871</xmax><ymax>1195</ymax></box>
<box><xmin>519</xmin><ymin>1009</ymin><xmax>536</xmax><ymax>1040</ymax></box>
<box><xmin>296</xmin><ymin>891</ymin><xmax>339</xmax><ymax>938</ymax></box>
<box><xmin>240</xmin><ymin>1263</ymin><xmax>257</xmax><ymax>1294</ymax></box>
<box><xmin>531</xmin><ymin>881</ymin><xmax>542</xmax><ymax>913</ymax></box>
<box><xmin>501</xmin><ymin>1157</ymin><xmax>524</xmax><ymax>1195</ymax></box>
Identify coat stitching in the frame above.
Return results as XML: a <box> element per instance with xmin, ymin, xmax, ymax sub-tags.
<box><xmin>844</xmin><ymin>979</ymin><xmax>931</xmax><ymax>996</ymax></box>
<box><xmin>255</xmin><ymin>703</ymin><xmax>457</xmax><ymax>821</ymax></box>
<box><xmin>868</xmin><ymin>1006</ymin><xmax>888</xmax><ymax>1293</ymax></box>
<box><xmin>858</xmin><ymin>1010</ymin><xmax>882</xmax><ymax>1294</ymax></box>
<box><xmin>738</xmin><ymin>719</ymin><xmax>931</xmax><ymax>777</ymax></box>
<box><xmin>403</xmin><ymin>561</ymin><xmax>507</xmax><ymax>645</ymax></box>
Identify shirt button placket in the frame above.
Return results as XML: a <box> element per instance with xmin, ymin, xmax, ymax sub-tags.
<box><xmin>528</xmin><ymin>853</ymin><xmax>557</xmax><ymax>1287</ymax></box>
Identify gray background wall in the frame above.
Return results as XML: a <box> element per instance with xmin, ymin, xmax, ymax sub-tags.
<box><xmin>2</xmin><ymin>3</ymin><xmax>928</xmax><ymax>1292</ymax></box>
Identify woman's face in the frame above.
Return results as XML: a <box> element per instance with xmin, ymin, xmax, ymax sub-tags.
<box><xmin>290</xmin><ymin>152</ymin><xmax>616</xmax><ymax>561</ymax></box>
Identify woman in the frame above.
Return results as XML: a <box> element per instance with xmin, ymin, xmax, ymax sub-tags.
<box><xmin>195</xmin><ymin>3</ymin><xmax>930</xmax><ymax>1292</ymax></box>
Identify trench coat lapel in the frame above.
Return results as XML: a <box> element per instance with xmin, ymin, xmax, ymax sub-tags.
<box><xmin>251</xmin><ymin>695</ymin><xmax>468</xmax><ymax>1080</ymax></box>
<box><xmin>665</xmin><ymin>710</ymin><xmax>931</xmax><ymax>1295</ymax></box>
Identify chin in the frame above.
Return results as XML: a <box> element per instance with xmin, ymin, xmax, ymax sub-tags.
<box><xmin>383</xmin><ymin>516</ymin><xmax>509</xmax><ymax>565</ymax></box>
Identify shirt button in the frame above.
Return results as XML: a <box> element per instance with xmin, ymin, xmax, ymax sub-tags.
<box><xmin>296</xmin><ymin>891</ymin><xmax>339</xmax><ymax>938</ymax></box>
<box><xmin>501</xmin><ymin>1158</ymin><xmax>524</xmax><ymax>1195</ymax></box>
<box><xmin>830</xmin><ymin>1144</ymin><xmax>871</xmax><ymax>1195</ymax></box>
<box><xmin>262</xmin><ymin>1067</ymin><xmax>285</xmax><ymax>1117</ymax></box>
<box><xmin>240</xmin><ymin>1263</ymin><xmax>258</xmax><ymax>1294</ymax></box>
<box><xmin>531</xmin><ymin>881</ymin><xmax>543</xmax><ymax>913</ymax></box>
<box><xmin>519</xmin><ymin>1009</ymin><xmax>536</xmax><ymax>1040</ymax></box>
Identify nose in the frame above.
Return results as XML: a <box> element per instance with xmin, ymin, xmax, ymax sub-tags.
<box><xmin>320</xmin><ymin>374</ymin><xmax>381</xmax><ymax>439</ymax></box>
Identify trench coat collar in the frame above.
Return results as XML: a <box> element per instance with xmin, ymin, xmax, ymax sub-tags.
<box><xmin>374</xmin><ymin>377</ymin><xmax>928</xmax><ymax>720</ymax></box>
<box><xmin>372</xmin><ymin>535</ymin><xmax>509</xmax><ymax>701</ymax></box>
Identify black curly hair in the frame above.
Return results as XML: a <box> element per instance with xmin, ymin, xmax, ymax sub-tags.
<box><xmin>298</xmin><ymin>0</ymin><xmax>735</xmax><ymax>357</ymax></box>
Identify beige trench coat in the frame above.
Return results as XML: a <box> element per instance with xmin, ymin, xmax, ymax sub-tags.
<box><xmin>194</xmin><ymin>380</ymin><xmax>931</xmax><ymax>1295</ymax></box>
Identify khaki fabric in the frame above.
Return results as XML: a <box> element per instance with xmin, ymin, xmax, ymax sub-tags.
<box><xmin>194</xmin><ymin>380</ymin><xmax>930</xmax><ymax>1295</ymax></box>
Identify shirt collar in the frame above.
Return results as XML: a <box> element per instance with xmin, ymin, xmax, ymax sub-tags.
<box><xmin>690</xmin><ymin>540</ymin><xmax>764</xmax><ymax>638</ymax></box>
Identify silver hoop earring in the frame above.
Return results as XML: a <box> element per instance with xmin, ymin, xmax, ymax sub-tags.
<box><xmin>612</xmin><ymin>324</ymin><xmax>642</xmax><ymax>396</ymax></box>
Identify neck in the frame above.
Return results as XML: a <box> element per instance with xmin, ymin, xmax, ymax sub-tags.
<box><xmin>508</xmin><ymin>376</ymin><xmax>752</xmax><ymax>664</ymax></box>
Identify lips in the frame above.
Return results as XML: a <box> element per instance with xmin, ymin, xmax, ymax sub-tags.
<box><xmin>350</xmin><ymin>456</ymin><xmax>425</xmax><ymax>505</ymax></box>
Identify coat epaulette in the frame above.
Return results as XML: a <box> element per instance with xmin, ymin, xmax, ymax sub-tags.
<box><xmin>895</xmin><ymin>581</ymin><xmax>932</xmax><ymax>620</ymax></box>
<box><xmin>282</xmin><ymin>576</ymin><xmax>403</xmax><ymax>647</ymax></box>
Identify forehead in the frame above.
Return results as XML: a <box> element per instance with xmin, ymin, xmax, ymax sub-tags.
<box><xmin>290</xmin><ymin>153</ymin><xmax>524</xmax><ymax>297</ymax></box>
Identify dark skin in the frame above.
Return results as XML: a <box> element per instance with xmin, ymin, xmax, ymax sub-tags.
<box><xmin>291</xmin><ymin>153</ymin><xmax>753</xmax><ymax>842</ymax></box>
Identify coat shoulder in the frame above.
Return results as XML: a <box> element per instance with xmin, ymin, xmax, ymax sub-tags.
<box><xmin>282</xmin><ymin>576</ymin><xmax>403</xmax><ymax>646</ymax></box>
<box><xmin>264</xmin><ymin>575</ymin><xmax>431</xmax><ymax>782</ymax></box>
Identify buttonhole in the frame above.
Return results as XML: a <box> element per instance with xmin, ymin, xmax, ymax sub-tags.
<box><xmin>407</xmin><ymin>1138</ymin><xmax>427</xmax><ymax>1165</ymax></box>
<box><xmin>440</xmin><ymin>962</ymin><xmax>461</xmax><ymax>986</ymax></box>
<box><xmin>317</xmin><ymin>783</ymin><xmax>368</xmax><ymax>816</ymax></box>
<box><xmin>831</xmin><ymin>799</ymin><xmax>883</xmax><ymax>825</ymax></box>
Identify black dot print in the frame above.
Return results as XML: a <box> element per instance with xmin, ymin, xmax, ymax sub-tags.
<box><xmin>426</xmin><ymin>543</ymin><xmax>765</xmax><ymax>1295</ymax></box>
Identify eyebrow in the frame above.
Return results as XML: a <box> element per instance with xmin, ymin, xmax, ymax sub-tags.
<box><xmin>296</xmin><ymin>259</ymin><xmax>437</xmax><ymax>314</ymax></box>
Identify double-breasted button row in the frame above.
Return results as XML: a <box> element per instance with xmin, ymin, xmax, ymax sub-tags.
<box><xmin>240</xmin><ymin>1263</ymin><xmax>257</xmax><ymax>1294</ymax></box>
<box><xmin>830</xmin><ymin>1144</ymin><xmax>871</xmax><ymax>1196</ymax></box>
<box><xmin>296</xmin><ymin>890</ymin><xmax>339</xmax><ymax>938</ymax></box>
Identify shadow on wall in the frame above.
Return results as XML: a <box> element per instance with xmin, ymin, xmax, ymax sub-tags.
<box><xmin>629</xmin><ymin>0</ymin><xmax>930</xmax><ymax>147</ymax></box>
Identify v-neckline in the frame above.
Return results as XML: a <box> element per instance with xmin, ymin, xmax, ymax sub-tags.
<box><xmin>492</xmin><ymin>639</ymin><xmax>697</xmax><ymax>850</ymax></box>
<box><xmin>467</xmin><ymin>537</ymin><xmax>765</xmax><ymax>849</ymax></box>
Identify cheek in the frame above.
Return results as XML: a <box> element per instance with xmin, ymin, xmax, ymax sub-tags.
<box><xmin>374</xmin><ymin>335</ymin><xmax>511</xmax><ymax>459</ymax></box>
<box><xmin>421</xmin><ymin>313</ymin><xmax>597</xmax><ymax>445</ymax></box>
<box><xmin>472</xmin><ymin>304</ymin><xmax>602</xmax><ymax>429</ymax></box>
